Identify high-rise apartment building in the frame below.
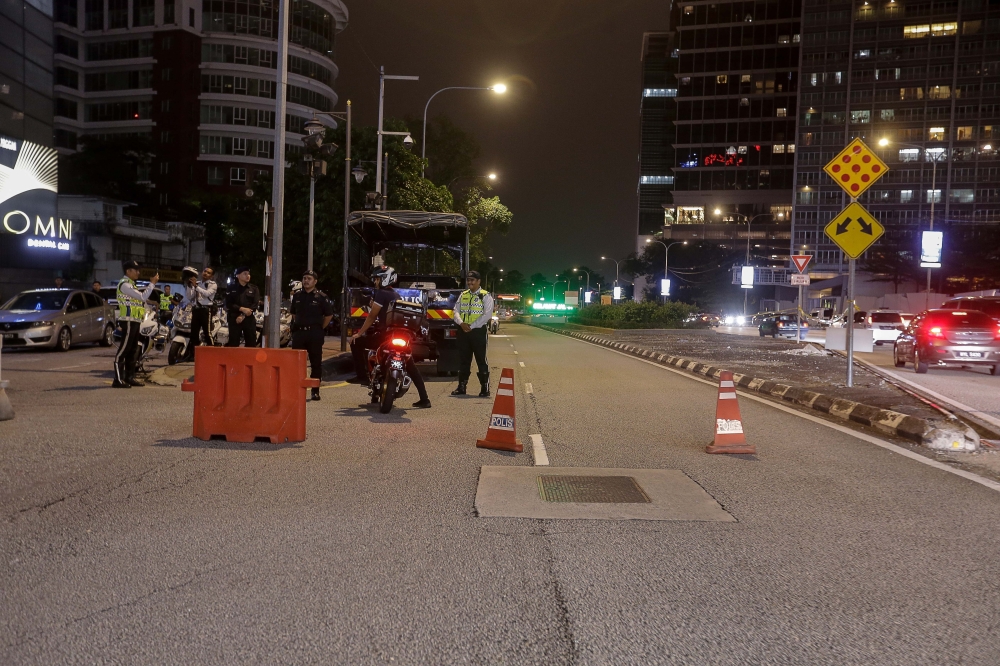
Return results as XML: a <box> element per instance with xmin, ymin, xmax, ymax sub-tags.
<box><xmin>794</xmin><ymin>0</ymin><xmax>1000</xmax><ymax>276</ymax></box>
<box><xmin>651</xmin><ymin>1</ymin><xmax>801</xmax><ymax>263</ymax></box>
<box><xmin>638</xmin><ymin>32</ymin><xmax>678</xmax><ymax>238</ymax></box>
<box><xmin>52</xmin><ymin>0</ymin><xmax>348</xmax><ymax>206</ymax></box>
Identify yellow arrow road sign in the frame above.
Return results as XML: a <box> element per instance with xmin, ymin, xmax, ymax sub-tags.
<box><xmin>824</xmin><ymin>202</ymin><xmax>884</xmax><ymax>259</ymax></box>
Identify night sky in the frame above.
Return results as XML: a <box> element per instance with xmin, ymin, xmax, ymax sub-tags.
<box><xmin>334</xmin><ymin>0</ymin><xmax>671</xmax><ymax>278</ymax></box>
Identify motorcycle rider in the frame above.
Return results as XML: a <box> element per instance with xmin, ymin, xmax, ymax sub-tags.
<box><xmin>185</xmin><ymin>266</ymin><xmax>217</xmax><ymax>348</ymax></box>
<box><xmin>225</xmin><ymin>266</ymin><xmax>260</xmax><ymax>347</ymax></box>
<box><xmin>349</xmin><ymin>265</ymin><xmax>431</xmax><ymax>408</ymax></box>
<box><xmin>451</xmin><ymin>270</ymin><xmax>494</xmax><ymax>397</ymax></box>
<box><xmin>290</xmin><ymin>269</ymin><xmax>333</xmax><ymax>401</ymax></box>
<box><xmin>113</xmin><ymin>260</ymin><xmax>158</xmax><ymax>388</ymax></box>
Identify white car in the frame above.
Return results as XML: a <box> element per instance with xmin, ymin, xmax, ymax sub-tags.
<box><xmin>866</xmin><ymin>310</ymin><xmax>905</xmax><ymax>345</ymax></box>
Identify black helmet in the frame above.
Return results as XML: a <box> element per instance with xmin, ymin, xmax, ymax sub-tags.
<box><xmin>371</xmin><ymin>265</ymin><xmax>397</xmax><ymax>287</ymax></box>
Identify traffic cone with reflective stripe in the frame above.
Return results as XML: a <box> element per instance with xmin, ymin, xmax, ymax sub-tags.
<box><xmin>705</xmin><ymin>371</ymin><xmax>755</xmax><ymax>455</ymax></box>
<box><xmin>476</xmin><ymin>367</ymin><xmax>522</xmax><ymax>452</ymax></box>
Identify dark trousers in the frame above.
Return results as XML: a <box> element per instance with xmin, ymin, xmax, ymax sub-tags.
<box><xmin>351</xmin><ymin>330</ymin><xmax>428</xmax><ymax>401</ymax></box>
<box><xmin>292</xmin><ymin>328</ymin><xmax>324</xmax><ymax>380</ymax></box>
<box><xmin>226</xmin><ymin>311</ymin><xmax>257</xmax><ymax>347</ymax></box>
<box><xmin>114</xmin><ymin>320</ymin><xmax>140</xmax><ymax>383</ymax></box>
<box><xmin>457</xmin><ymin>326</ymin><xmax>489</xmax><ymax>384</ymax></box>
<box><xmin>191</xmin><ymin>306</ymin><xmax>212</xmax><ymax>347</ymax></box>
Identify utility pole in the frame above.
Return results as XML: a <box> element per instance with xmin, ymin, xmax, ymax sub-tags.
<box><xmin>265</xmin><ymin>0</ymin><xmax>290</xmax><ymax>348</ymax></box>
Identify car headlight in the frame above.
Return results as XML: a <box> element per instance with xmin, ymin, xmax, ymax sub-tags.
<box><xmin>30</xmin><ymin>321</ymin><xmax>55</xmax><ymax>328</ymax></box>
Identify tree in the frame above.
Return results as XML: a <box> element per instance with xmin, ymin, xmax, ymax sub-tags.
<box><xmin>59</xmin><ymin>136</ymin><xmax>157</xmax><ymax>213</ymax></box>
<box><xmin>405</xmin><ymin>115</ymin><xmax>480</xmax><ymax>187</ymax></box>
<box><xmin>501</xmin><ymin>270</ymin><xmax>527</xmax><ymax>296</ymax></box>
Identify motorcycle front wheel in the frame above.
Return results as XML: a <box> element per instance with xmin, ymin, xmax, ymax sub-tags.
<box><xmin>379</xmin><ymin>373</ymin><xmax>396</xmax><ymax>414</ymax></box>
<box><xmin>168</xmin><ymin>341</ymin><xmax>184</xmax><ymax>365</ymax></box>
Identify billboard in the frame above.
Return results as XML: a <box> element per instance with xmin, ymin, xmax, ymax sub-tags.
<box><xmin>919</xmin><ymin>230</ymin><xmax>943</xmax><ymax>268</ymax></box>
<box><xmin>740</xmin><ymin>266</ymin><xmax>754</xmax><ymax>289</ymax></box>
<box><xmin>660</xmin><ymin>278</ymin><xmax>670</xmax><ymax>296</ymax></box>
<box><xmin>0</xmin><ymin>134</ymin><xmax>67</xmax><ymax>270</ymax></box>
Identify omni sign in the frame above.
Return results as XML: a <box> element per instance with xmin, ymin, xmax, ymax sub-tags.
<box><xmin>3</xmin><ymin>210</ymin><xmax>73</xmax><ymax>251</ymax></box>
<box><xmin>0</xmin><ymin>133</ymin><xmax>67</xmax><ymax>254</ymax></box>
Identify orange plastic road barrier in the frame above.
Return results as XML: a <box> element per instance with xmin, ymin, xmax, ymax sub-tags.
<box><xmin>476</xmin><ymin>367</ymin><xmax>522</xmax><ymax>452</ymax></box>
<box><xmin>181</xmin><ymin>347</ymin><xmax>320</xmax><ymax>443</ymax></box>
<box><xmin>705</xmin><ymin>370</ymin><xmax>756</xmax><ymax>455</ymax></box>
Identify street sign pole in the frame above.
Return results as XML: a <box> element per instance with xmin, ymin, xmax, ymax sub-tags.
<box><xmin>846</xmin><ymin>256</ymin><xmax>855</xmax><ymax>387</ymax></box>
<box><xmin>797</xmin><ymin>283</ymin><xmax>802</xmax><ymax>344</ymax></box>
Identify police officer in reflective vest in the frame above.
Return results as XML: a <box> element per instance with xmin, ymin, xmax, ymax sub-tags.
<box><xmin>113</xmin><ymin>260</ymin><xmax>157</xmax><ymax>388</ymax></box>
<box><xmin>451</xmin><ymin>270</ymin><xmax>494</xmax><ymax>397</ymax></box>
<box><xmin>158</xmin><ymin>285</ymin><xmax>173</xmax><ymax>323</ymax></box>
<box><xmin>290</xmin><ymin>269</ymin><xmax>333</xmax><ymax>401</ymax></box>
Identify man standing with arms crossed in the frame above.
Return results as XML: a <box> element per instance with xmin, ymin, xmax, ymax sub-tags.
<box><xmin>451</xmin><ymin>270</ymin><xmax>494</xmax><ymax>397</ymax></box>
<box><xmin>290</xmin><ymin>269</ymin><xmax>333</xmax><ymax>401</ymax></box>
<box><xmin>113</xmin><ymin>260</ymin><xmax>157</xmax><ymax>388</ymax></box>
<box><xmin>225</xmin><ymin>267</ymin><xmax>260</xmax><ymax>347</ymax></box>
<box><xmin>186</xmin><ymin>266</ymin><xmax>217</xmax><ymax>348</ymax></box>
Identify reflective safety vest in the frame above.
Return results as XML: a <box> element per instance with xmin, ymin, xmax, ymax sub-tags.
<box><xmin>117</xmin><ymin>276</ymin><xmax>145</xmax><ymax>321</ymax></box>
<box><xmin>456</xmin><ymin>288</ymin><xmax>489</xmax><ymax>325</ymax></box>
<box><xmin>159</xmin><ymin>293</ymin><xmax>172</xmax><ymax>310</ymax></box>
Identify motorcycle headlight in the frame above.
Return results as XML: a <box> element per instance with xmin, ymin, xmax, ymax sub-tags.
<box><xmin>30</xmin><ymin>321</ymin><xmax>55</xmax><ymax>328</ymax></box>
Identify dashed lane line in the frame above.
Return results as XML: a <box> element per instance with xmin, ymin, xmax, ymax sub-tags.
<box><xmin>525</xmin><ymin>383</ymin><xmax>533</xmax><ymax>394</ymax></box>
<box><xmin>519</xmin><ymin>361</ymin><xmax>525</xmax><ymax>367</ymax></box>
<box><xmin>513</xmin><ymin>351</ymin><xmax>518</xmax><ymax>355</ymax></box>
<box><xmin>566</xmin><ymin>335</ymin><xmax>1000</xmax><ymax>495</ymax></box>
<box><xmin>530</xmin><ymin>434</ymin><xmax>549</xmax><ymax>466</ymax></box>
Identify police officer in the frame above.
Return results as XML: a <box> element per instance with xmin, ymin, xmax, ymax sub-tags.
<box><xmin>113</xmin><ymin>260</ymin><xmax>158</xmax><ymax>388</ymax></box>
<box><xmin>451</xmin><ymin>270</ymin><xmax>494</xmax><ymax>397</ymax></box>
<box><xmin>225</xmin><ymin>266</ymin><xmax>260</xmax><ymax>347</ymax></box>
<box><xmin>290</xmin><ymin>269</ymin><xmax>333</xmax><ymax>401</ymax></box>
<box><xmin>349</xmin><ymin>265</ymin><xmax>431</xmax><ymax>408</ymax></box>
<box><xmin>158</xmin><ymin>285</ymin><xmax>173</xmax><ymax>323</ymax></box>
<box><xmin>185</xmin><ymin>266</ymin><xmax>217</xmax><ymax>348</ymax></box>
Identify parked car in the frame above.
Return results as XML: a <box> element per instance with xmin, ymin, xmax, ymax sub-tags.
<box><xmin>810</xmin><ymin>308</ymin><xmax>835</xmax><ymax>325</ymax></box>
<box><xmin>940</xmin><ymin>296</ymin><xmax>1000</xmax><ymax>321</ymax></box>
<box><xmin>0</xmin><ymin>289</ymin><xmax>116</xmax><ymax>351</ymax></box>
<box><xmin>759</xmin><ymin>314</ymin><xmax>808</xmax><ymax>339</ymax></box>
<box><xmin>865</xmin><ymin>310</ymin><xmax>906</xmax><ymax>345</ymax></box>
<box><xmin>893</xmin><ymin>309</ymin><xmax>1000</xmax><ymax>375</ymax></box>
<box><xmin>900</xmin><ymin>312</ymin><xmax>917</xmax><ymax>327</ymax></box>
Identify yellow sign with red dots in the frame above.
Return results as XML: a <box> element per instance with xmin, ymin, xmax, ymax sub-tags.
<box><xmin>823</xmin><ymin>138</ymin><xmax>889</xmax><ymax>198</ymax></box>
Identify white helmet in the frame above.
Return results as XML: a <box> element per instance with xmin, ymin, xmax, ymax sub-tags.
<box><xmin>371</xmin><ymin>265</ymin><xmax>397</xmax><ymax>287</ymax></box>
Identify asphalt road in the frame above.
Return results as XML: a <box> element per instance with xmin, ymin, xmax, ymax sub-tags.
<box><xmin>2</xmin><ymin>326</ymin><xmax>1000</xmax><ymax>664</ymax></box>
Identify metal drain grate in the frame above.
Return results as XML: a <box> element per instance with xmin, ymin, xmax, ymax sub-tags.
<box><xmin>537</xmin><ymin>475</ymin><xmax>651</xmax><ymax>503</ymax></box>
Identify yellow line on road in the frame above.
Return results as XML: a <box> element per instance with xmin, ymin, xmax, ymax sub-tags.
<box><xmin>321</xmin><ymin>381</ymin><xmax>350</xmax><ymax>390</ymax></box>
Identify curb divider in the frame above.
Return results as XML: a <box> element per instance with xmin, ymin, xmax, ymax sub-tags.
<box><xmin>534</xmin><ymin>324</ymin><xmax>979</xmax><ymax>451</ymax></box>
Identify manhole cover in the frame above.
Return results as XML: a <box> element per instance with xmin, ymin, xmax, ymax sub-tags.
<box><xmin>537</xmin><ymin>475</ymin><xmax>651</xmax><ymax>503</ymax></box>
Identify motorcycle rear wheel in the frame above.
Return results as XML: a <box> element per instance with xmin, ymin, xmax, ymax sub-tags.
<box><xmin>379</xmin><ymin>374</ymin><xmax>396</xmax><ymax>413</ymax></box>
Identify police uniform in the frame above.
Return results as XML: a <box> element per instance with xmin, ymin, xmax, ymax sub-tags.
<box><xmin>114</xmin><ymin>261</ymin><xmax>155</xmax><ymax>388</ymax></box>
<box><xmin>225</xmin><ymin>271</ymin><xmax>261</xmax><ymax>347</ymax></box>
<box><xmin>291</xmin><ymin>281</ymin><xmax>333</xmax><ymax>399</ymax></box>
<box><xmin>452</xmin><ymin>283</ymin><xmax>494</xmax><ymax>397</ymax></box>
<box><xmin>158</xmin><ymin>291</ymin><xmax>172</xmax><ymax>323</ymax></box>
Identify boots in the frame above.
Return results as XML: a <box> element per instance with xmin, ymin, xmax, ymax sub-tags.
<box><xmin>477</xmin><ymin>372</ymin><xmax>490</xmax><ymax>397</ymax></box>
<box><xmin>451</xmin><ymin>382</ymin><xmax>467</xmax><ymax>396</ymax></box>
<box><xmin>311</xmin><ymin>387</ymin><xmax>321</xmax><ymax>401</ymax></box>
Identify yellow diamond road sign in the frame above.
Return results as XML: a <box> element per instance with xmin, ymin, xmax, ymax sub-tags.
<box><xmin>824</xmin><ymin>138</ymin><xmax>888</xmax><ymax>198</ymax></box>
<box><xmin>824</xmin><ymin>202</ymin><xmax>884</xmax><ymax>259</ymax></box>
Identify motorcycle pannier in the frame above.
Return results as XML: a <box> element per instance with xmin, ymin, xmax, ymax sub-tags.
<box><xmin>384</xmin><ymin>300</ymin><xmax>426</xmax><ymax>333</ymax></box>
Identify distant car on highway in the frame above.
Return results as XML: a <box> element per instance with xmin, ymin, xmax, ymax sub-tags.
<box><xmin>0</xmin><ymin>288</ymin><xmax>116</xmax><ymax>351</ymax></box>
<box><xmin>865</xmin><ymin>310</ymin><xmax>906</xmax><ymax>345</ymax></box>
<box><xmin>893</xmin><ymin>309</ymin><xmax>1000</xmax><ymax>375</ymax></box>
<box><xmin>759</xmin><ymin>314</ymin><xmax>807</xmax><ymax>339</ymax></box>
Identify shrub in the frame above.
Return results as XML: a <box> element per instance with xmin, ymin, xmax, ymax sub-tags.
<box><xmin>569</xmin><ymin>302</ymin><xmax>698</xmax><ymax>328</ymax></box>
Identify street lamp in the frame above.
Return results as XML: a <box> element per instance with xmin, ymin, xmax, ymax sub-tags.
<box><xmin>645</xmin><ymin>238</ymin><xmax>687</xmax><ymax>300</ymax></box>
<box><xmin>422</xmin><ymin>84</ymin><xmax>506</xmax><ymax>177</ymax></box>
<box><xmin>551</xmin><ymin>278</ymin><xmax>567</xmax><ymax>301</ymax></box>
<box><xmin>572</xmin><ymin>268</ymin><xmax>590</xmax><ymax>294</ymax></box>
<box><xmin>712</xmin><ymin>210</ymin><xmax>775</xmax><ymax>315</ymax></box>
<box><xmin>375</xmin><ymin>67</ymin><xmax>418</xmax><ymax>209</ymax></box>
<box><xmin>448</xmin><ymin>173</ymin><xmax>499</xmax><ymax>190</ymax></box>
<box><xmin>879</xmin><ymin>138</ymin><xmax>954</xmax><ymax>307</ymax></box>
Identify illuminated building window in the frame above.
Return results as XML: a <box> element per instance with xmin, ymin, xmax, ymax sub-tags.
<box><xmin>928</xmin><ymin>127</ymin><xmax>946</xmax><ymax>140</ymax></box>
<box><xmin>643</xmin><ymin>88</ymin><xmax>677</xmax><ymax>97</ymax></box>
<box><xmin>640</xmin><ymin>175</ymin><xmax>674</xmax><ymax>185</ymax></box>
<box><xmin>776</xmin><ymin>107</ymin><xmax>787</xmax><ymax>117</ymax></box>
<box><xmin>926</xmin><ymin>189</ymin><xmax>942</xmax><ymax>203</ymax></box>
<box><xmin>956</xmin><ymin>126</ymin><xmax>974</xmax><ymax>140</ymax></box>
<box><xmin>773</xmin><ymin>144</ymin><xmax>785</xmax><ymax>153</ymax></box>
<box><xmin>740</xmin><ymin>74</ymin><xmax>751</xmax><ymax>83</ymax></box>
<box><xmin>900</xmin><ymin>189</ymin><xmax>913</xmax><ymax>203</ymax></box>
<box><xmin>904</xmin><ymin>24</ymin><xmax>931</xmax><ymax>38</ymax></box>
<box><xmin>899</xmin><ymin>149</ymin><xmax>919</xmax><ymax>162</ymax></box>
<box><xmin>716</xmin><ymin>74</ymin><xmax>728</xmax><ymax>84</ymax></box>
<box><xmin>930</xmin><ymin>23</ymin><xmax>957</xmax><ymax>37</ymax></box>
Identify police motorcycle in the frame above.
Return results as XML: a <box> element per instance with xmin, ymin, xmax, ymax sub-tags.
<box><xmin>166</xmin><ymin>302</ymin><xmax>223</xmax><ymax>364</ymax></box>
<box><xmin>112</xmin><ymin>301</ymin><xmax>169</xmax><ymax>375</ymax></box>
<box><xmin>366</xmin><ymin>300</ymin><xmax>428</xmax><ymax>414</ymax></box>
<box><xmin>488</xmin><ymin>313</ymin><xmax>500</xmax><ymax>334</ymax></box>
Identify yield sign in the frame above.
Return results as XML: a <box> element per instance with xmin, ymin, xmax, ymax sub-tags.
<box><xmin>791</xmin><ymin>255</ymin><xmax>812</xmax><ymax>273</ymax></box>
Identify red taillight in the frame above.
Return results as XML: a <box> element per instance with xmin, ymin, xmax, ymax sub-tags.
<box><xmin>929</xmin><ymin>326</ymin><xmax>944</xmax><ymax>338</ymax></box>
<box><xmin>391</xmin><ymin>337</ymin><xmax>408</xmax><ymax>347</ymax></box>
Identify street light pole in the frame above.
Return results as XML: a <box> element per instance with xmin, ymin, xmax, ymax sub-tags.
<box><xmin>927</xmin><ymin>153</ymin><xmax>939</xmax><ymax>309</ymax></box>
<box><xmin>375</xmin><ymin>68</ymin><xmax>419</xmax><ymax>204</ymax></box>
<box><xmin>422</xmin><ymin>86</ymin><xmax>504</xmax><ymax>177</ymax></box>
<box><xmin>265</xmin><ymin>0</ymin><xmax>291</xmax><ymax>348</ymax></box>
<box><xmin>646</xmin><ymin>239</ymin><xmax>686</xmax><ymax>300</ymax></box>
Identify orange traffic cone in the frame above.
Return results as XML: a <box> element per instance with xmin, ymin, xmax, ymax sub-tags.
<box><xmin>476</xmin><ymin>368</ymin><xmax>523</xmax><ymax>452</ymax></box>
<box><xmin>705</xmin><ymin>371</ymin><xmax>755</xmax><ymax>455</ymax></box>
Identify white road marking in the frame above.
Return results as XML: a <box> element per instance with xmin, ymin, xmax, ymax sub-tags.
<box><xmin>525</xmin><ymin>383</ymin><xmax>533</xmax><ymax>394</ymax></box>
<box><xmin>513</xmin><ymin>351</ymin><xmax>518</xmax><ymax>355</ymax></box>
<box><xmin>519</xmin><ymin>361</ymin><xmax>525</xmax><ymax>367</ymax></box>
<box><xmin>570</xmin><ymin>337</ymin><xmax>1000</xmax><ymax>495</ymax></box>
<box><xmin>49</xmin><ymin>362</ymin><xmax>100</xmax><ymax>371</ymax></box>
<box><xmin>530</xmin><ymin>434</ymin><xmax>549</xmax><ymax>466</ymax></box>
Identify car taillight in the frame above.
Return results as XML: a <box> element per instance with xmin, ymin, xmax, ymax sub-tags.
<box><xmin>391</xmin><ymin>337</ymin><xmax>408</xmax><ymax>347</ymax></box>
<box><xmin>929</xmin><ymin>326</ymin><xmax>944</xmax><ymax>338</ymax></box>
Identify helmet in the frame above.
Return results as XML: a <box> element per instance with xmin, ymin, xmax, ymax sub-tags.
<box><xmin>181</xmin><ymin>266</ymin><xmax>199</xmax><ymax>282</ymax></box>
<box><xmin>371</xmin><ymin>265</ymin><xmax>397</xmax><ymax>287</ymax></box>
<box><xmin>289</xmin><ymin>279</ymin><xmax>303</xmax><ymax>294</ymax></box>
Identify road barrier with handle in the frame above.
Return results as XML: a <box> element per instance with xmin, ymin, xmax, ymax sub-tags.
<box><xmin>0</xmin><ymin>338</ymin><xmax>12</xmax><ymax>421</ymax></box>
<box><xmin>476</xmin><ymin>367</ymin><xmax>523</xmax><ymax>452</ymax></box>
<box><xmin>181</xmin><ymin>347</ymin><xmax>320</xmax><ymax>443</ymax></box>
<box><xmin>706</xmin><ymin>370</ymin><xmax>756</xmax><ymax>455</ymax></box>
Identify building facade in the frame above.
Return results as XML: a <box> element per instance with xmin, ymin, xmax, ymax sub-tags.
<box><xmin>656</xmin><ymin>0</ymin><xmax>801</xmax><ymax>265</ymax></box>
<box><xmin>638</xmin><ymin>32</ymin><xmax>678</xmax><ymax>238</ymax></box>
<box><xmin>51</xmin><ymin>0</ymin><xmax>348</xmax><ymax>206</ymax></box>
<box><xmin>794</xmin><ymin>0</ymin><xmax>1000</xmax><ymax>276</ymax></box>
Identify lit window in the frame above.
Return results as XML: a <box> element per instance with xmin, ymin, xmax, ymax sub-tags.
<box><xmin>930</xmin><ymin>22</ymin><xmax>957</xmax><ymax>36</ymax></box>
<box><xmin>640</xmin><ymin>175</ymin><xmax>674</xmax><ymax>185</ymax></box>
<box><xmin>956</xmin><ymin>126</ymin><xmax>974</xmax><ymax>140</ymax></box>
<box><xmin>787</xmin><ymin>143</ymin><xmax>795</xmax><ymax>153</ymax></box>
<box><xmin>683</xmin><ymin>5</ymin><xmax>693</xmax><ymax>14</ymax></box>
<box><xmin>778</xmin><ymin>34</ymin><xmax>789</xmax><ymax>44</ymax></box>
<box><xmin>929</xmin><ymin>127</ymin><xmax>946</xmax><ymax>141</ymax></box>
<box><xmin>926</xmin><ymin>189</ymin><xmax>942</xmax><ymax>203</ymax></box>
<box><xmin>680</xmin><ymin>77</ymin><xmax>691</xmax><ymax>85</ymax></box>
<box><xmin>643</xmin><ymin>88</ymin><xmax>677</xmax><ymax>97</ymax></box>
<box><xmin>737</xmin><ymin>145</ymin><xmax>748</xmax><ymax>154</ymax></box>
<box><xmin>899</xmin><ymin>149</ymin><xmax>920</xmax><ymax>162</ymax></box>
<box><xmin>793</xmin><ymin>34</ymin><xmax>800</xmax><ymax>43</ymax></box>
<box><xmin>810</xmin><ymin>73</ymin><xmax>818</xmax><ymax>86</ymax></box>
<box><xmin>950</xmin><ymin>189</ymin><xmax>974</xmax><ymax>203</ymax></box>
<box><xmin>855</xmin><ymin>49</ymin><xmax>871</xmax><ymax>59</ymax></box>
<box><xmin>925</xmin><ymin>147</ymin><xmax>947</xmax><ymax>161</ymax></box>
<box><xmin>928</xmin><ymin>85</ymin><xmax>951</xmax><ymax>99</ymax></box>
<box><xmin>716</xmin><ymin>74</ymin><xmax>728</xmax><ymax>84</ymax></box>
<box><xmin>900</xmin><ymin>189</ymin><xmax>913</xmax><ymax>203</ymax></box>
<box><xmin>851</xmin><ymin>110</ymin><xmax>871</xmax><ymax>123</ymax></box>
<box><xmin>740</xmin><ymin>98</ymin><xmax>749</xmax><ymax>106</ymax></box>
<box><xmin>904</xmin><ymin>24</ymin><xmax>931</xmax><ymax>38</ymax></box>
<box><xmin>772</xmin><ymin>144</ymin><xmax>785</xmax><ymax>154</ymax></box>
<box><xmin>880</xmin><ymin>109</ymin><xmax>895</xmax><ymax>121</ymax></box>
<box><xmin>776</xmin><ymin>108</ymin><xmax>787</xmax><ymax>117</ymax></box>
<box><xmin>740</xmin><ymin>74</ymin><xmax>751</xmax><ymax>83</ymax></box>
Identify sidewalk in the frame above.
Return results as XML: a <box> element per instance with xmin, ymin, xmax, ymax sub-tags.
<box><xmin>148</xmin><ymin>338</ymin><xmax>354</xmax><ymax>387</ymax></box>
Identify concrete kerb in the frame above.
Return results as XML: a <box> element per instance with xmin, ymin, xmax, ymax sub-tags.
<box><xmin>535</xmin><ymin>324</ymin><xmax>979</xmax><ymax>452</ymax></box>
